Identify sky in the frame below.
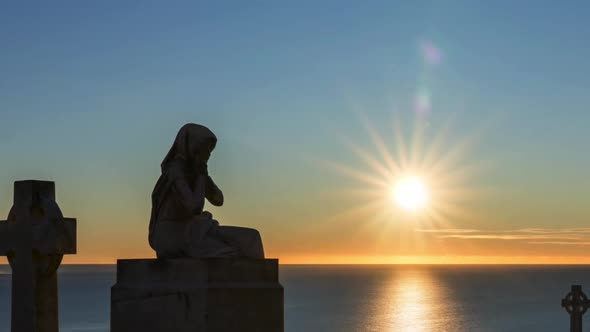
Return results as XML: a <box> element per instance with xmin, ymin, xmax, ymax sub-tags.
<box><xmin>1</xmin><ymin>1</ymin><xmax>590</xmax><ymax>264</ymax></box>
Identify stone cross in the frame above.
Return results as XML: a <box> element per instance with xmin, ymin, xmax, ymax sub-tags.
<box><xmin>562</xmin><ymin>285</ymin><xmax>590</xmax><ymax>332</ymax></box>
<box><xmin>0</xmin><ymin>180</ymin><xmax>76</xmax><ymax>332</ymax></box>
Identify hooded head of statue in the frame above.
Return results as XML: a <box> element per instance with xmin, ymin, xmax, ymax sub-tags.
<box><xmin>160</xmin><ymin>123</ymin><xmax>217</xmax><ymax>173</ymax></box>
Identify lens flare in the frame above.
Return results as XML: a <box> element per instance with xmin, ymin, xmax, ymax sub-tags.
<box><xmin>414</xmin><ymin>90</ymin><xmax>431</xmax><ymax>114</ymax></box>
<box><xmin>420</xmin><ymin>40</ymin><xmax>443</xmax><ymax>65</ymax></box>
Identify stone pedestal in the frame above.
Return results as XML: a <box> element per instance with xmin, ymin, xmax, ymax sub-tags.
<box><xmin>111</xmin><ymin>258</ymin><xmax>283</xmax><ymax>332</ymax></box>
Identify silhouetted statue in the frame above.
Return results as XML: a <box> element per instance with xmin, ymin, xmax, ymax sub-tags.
<box><xmin>148</xmin><ymin>123</ymin><xmax>264</xmax><ymax>259</ymax></box>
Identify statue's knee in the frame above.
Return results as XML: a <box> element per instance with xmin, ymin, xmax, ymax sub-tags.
<box><xmin>250</xmin><ymin>229</ymin><xmax>262</xmax><ymax>242</ymax></box>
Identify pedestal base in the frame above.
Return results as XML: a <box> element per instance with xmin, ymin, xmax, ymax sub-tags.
<box><xmin>111</xmin><ymin>258</ymin><xmax>283</xmax><ymax>332</ymax></box>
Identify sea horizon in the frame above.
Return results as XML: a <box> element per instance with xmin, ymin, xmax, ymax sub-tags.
<box><xmin>2</xmin><ymin>263</ymin><xmax>589</xmax><ymax>266</ymax></box>
<box><xmin>2</xmin><ymin>264</ymin><xmax>587</xmax><ymax>331</ymax></box>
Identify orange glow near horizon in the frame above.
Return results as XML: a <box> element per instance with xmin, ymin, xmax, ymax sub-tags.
<box><xmin>1</xmin><ymin>114</ymin><xmax>587</xmax><ymax>266</ymax></box>
<box><xmin>3</xmin><ymin>255</ymin><xmax>584</xmax><ymax>265</ymax></box>
<box><xmin>274</xmin><ymin>255</ymin><xmax>590</xmax><ymax>265</ymax></box>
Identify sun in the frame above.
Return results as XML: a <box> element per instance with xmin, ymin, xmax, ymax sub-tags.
<box><xmin>392</xmin><ymin>176</ymin><xmax>429</xmax><ymax>212</ymax></box>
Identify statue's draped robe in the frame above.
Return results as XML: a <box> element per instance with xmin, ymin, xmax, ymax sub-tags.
<box><xmin>148</xmin><ymin>124</ymin><xmax>264</xmax><ymax>259</ymax></box>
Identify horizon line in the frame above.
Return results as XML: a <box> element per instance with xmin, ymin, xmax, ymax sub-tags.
<box><xmin>7</xmin><ymin>255</ymin><xmax>590</xmax><ymax>265</ymax></box>
<box><xmin>2</xmin><ymin>262</ymin><xmax>590</xmax><ymax>266</ymax></box>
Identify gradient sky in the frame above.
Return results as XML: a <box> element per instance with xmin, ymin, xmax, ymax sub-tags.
<box><xmin>1</xmin><ymin>1</ymin><xmax>590</xmax><ymax>264</ymax></box>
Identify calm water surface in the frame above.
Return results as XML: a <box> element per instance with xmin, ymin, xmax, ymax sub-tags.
<box><xmin>0</xmin><ymin>265</ymin><xmax>587</xmax><ymax>331</ymax></box>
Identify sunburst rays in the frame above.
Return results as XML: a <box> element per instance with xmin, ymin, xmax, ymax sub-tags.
<box><xmin>315</xmin><ymin>110</ymin><xmax>488</xmax><ymax>246</ymax></box>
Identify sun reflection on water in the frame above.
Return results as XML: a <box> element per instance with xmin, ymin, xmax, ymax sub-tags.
<box><xmin>364</xmin><ymin>268</ymin><xmax>462</xmax><ymax>332</ymax></box>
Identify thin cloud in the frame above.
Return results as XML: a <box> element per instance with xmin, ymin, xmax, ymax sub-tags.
<box><xmin>511</xmin><ymin>228</ymin><xmax>590</xmax><ymax>234</ymax></box>
<box><xmin>439</xmin><ymin>234</ymin><xmax>585</xmax><ymax>241</ymax></box>
<box><xmin>528</xmin><ymin>241</ymin><xmax>590</xmax><ymax>246</ymax></box>
<box><xmin>417</xmin><ymin>228</ymin><xmax>590</xmax><ymax>245</ymax></box>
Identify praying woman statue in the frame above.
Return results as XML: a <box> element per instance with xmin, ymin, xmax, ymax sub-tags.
<box><xmin>148</xmin><ymin>123</ymin><xmax>265</xmax><ymax>259</ymax></box>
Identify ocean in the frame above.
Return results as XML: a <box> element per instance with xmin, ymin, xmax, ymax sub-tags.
<box><xmin>0</xmin><ymin>265</ymin><xmax>586</xmax><ymax>331</ymax></box>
